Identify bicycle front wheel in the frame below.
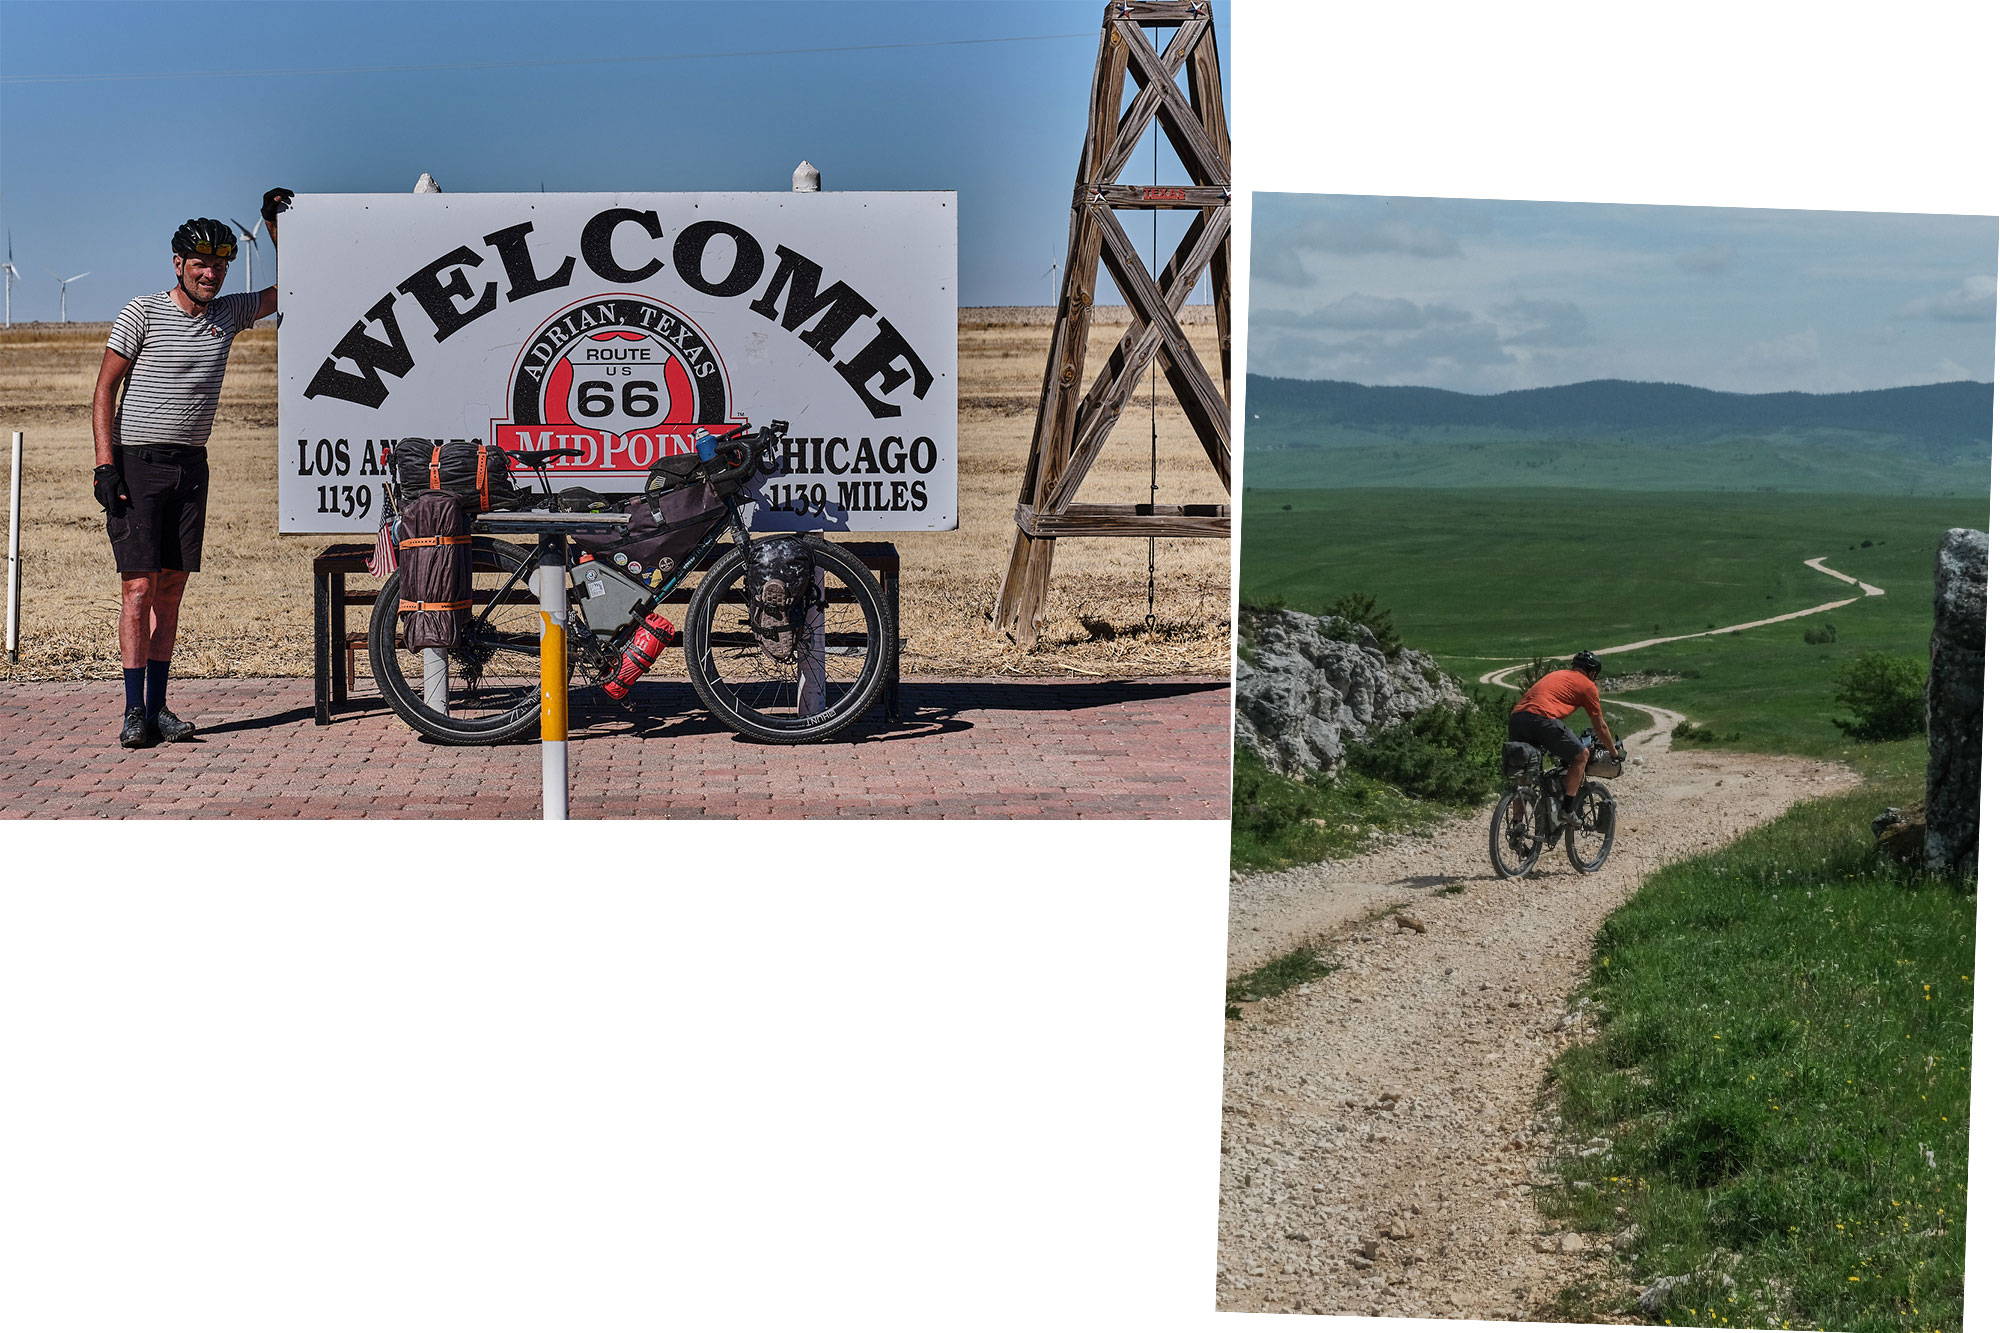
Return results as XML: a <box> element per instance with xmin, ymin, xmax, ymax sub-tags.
<box><xmin>368</xmin><ymin>536</ymin><xmax>553</xmax><ymax>746</ymax></box>
<box><xmin>683</xmin><ymin>535</ymin><xmax>891</xmax><ymax>744</ymax></box>
<box><xmin>1489</xmin><ymin>783</ymin><xmax>1543</xmax><ymax>878</ymax></box>
<box><xmin>1565</xmin><ymin>781</ymin><xmax>1617</xmax><ymax>873</ymax></box>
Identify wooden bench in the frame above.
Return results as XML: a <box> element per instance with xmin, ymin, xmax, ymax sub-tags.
<box><xmin>313</xmin><ymin>539</ymin><xmax>903</xmax><ymax>725</ymax></box>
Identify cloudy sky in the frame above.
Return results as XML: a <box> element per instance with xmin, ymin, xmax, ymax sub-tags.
<box><xmin>1250</xmin><ymin>194</ymin><xmax>1997</xmax><ymax>394</ymax></box>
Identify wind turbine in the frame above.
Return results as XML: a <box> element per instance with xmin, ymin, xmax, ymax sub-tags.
<box><xmin>46</xmin><ymin>267</ymin><xmax>88</xmax><ymax>322</ymax></box>
<box><xmin>1045</xmin><ymin>252</ymin><xmax>1063</xmax><ymax>309</ymax></box>
<box><xmin>229</xmin><ymin>217</ymin><xmax>262</xmax><ymax>297</ymax></box>
<box><xmin>2</xmin><ymin>233</ymin><xmax>18</xmax><ymax>328</ymax></box>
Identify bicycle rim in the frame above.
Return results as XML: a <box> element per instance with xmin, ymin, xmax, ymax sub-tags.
<box><xmin>1489</xmin><ymin>785</ymin><xmax>1543</xmax><ymax>878</ymax></box>
<box><xmin>369</xmin><ymin>538</ymin><xmax>549</xmax><ymax>745</ymax></box>
<box><xmin>1565</xmin><ymin>782</ymin><xmax>1617</xmax><ymax>873</ymax></box>
<box><xmin>684</xmin><ymin>539</ymin><xmax>889</xmax><ymax>744</ymax></box>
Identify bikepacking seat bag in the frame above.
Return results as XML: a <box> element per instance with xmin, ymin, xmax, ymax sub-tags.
<box><xmin>392</xmin><ymin>437</ymin><xmax>525</xmax><ymax>513</ymax></box>
<box><xmin>745</xmin><ymin>536</ymin><xmax>815</xmax><ymax>662</ymax></box>
<box><xmin>1501</xmin><ymin>741</ymin><xmax>1540</xmax><ymax>775</ymax></box>
<box><xmin>570</xmin><ymin>484</ymin><xmax>723</xmax><ymax>577</ymax></box>
<box><xmin>397</xmin><ymin>490</ymin><xmax>471</xmax><ymax>649</ymax></box>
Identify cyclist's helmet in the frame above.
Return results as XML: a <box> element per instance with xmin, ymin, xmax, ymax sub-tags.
<box><xmin>171</xmin><ymin>218</ymin><xmax>237</xmax><ymax>261</ymax></box>
<box><xmin>1572</xmin><ymin>651</ymin><xmax>1603</xmax><ymax>677</ymax></box>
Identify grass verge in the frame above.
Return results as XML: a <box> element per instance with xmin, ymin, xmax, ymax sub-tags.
<box><xmin>1230</xmin><ymin>745</ymin><xmax>1472</xmax><ymax>873</ymax></box>
<box><xmin>1225</xmin><ymin>946</ymin><xmax>1337</xmax><ymax>1021</ymax></box>
<box><xmin>1539</xmin><ymin>740</ymin><xmax>1973</xmax><ymax>1331</ymax></box>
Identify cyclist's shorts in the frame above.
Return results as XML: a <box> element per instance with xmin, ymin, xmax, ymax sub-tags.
<box><xmin>108</xmin><ymin>445</ymin><xmax>209</xmax><ymax>573</ymax></box>
<box><xmin>1508</xmin><ymin>709</ymin><xmax>1585</xmax><ymax>763</ymax></box>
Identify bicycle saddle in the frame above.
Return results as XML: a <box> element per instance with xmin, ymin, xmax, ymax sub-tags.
<box><xmin>510</xmin><ymin>447</ymin><xmax>587</xmax><ymax>468</ymax></box>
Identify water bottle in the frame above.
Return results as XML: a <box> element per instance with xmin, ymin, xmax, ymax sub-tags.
<box><xmin>694</xmin><ymin>429</ymin><xmax>718</xmax><ymax>462</ymax></box>
<box><xmin>603</xmin><ymin>612</ymin><xmax>675</xmax><ymax>700</ymax></box>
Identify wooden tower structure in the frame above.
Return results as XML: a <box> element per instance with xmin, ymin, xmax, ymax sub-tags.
<box><xmin>991</xmin><ymin>0</ymin><xmax>1230</xmax><ymax>644</ymax></box>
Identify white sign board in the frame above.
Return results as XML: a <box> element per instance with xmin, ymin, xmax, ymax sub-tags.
<box><xmin>276</xmin><ymin>192</ymin><xmax>956</xmax><ymax>533</ymax></box>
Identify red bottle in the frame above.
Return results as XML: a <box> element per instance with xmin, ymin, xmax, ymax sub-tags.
<box><xmin>603</xmin><ymin>612</ymin><xmax>675</xmax><ymax>700</ymax></box>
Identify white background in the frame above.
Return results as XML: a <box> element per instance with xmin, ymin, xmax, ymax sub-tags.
<box><xmin>276</xmin><ymin>191</ymin><xmax>957</xmax><ymax>533</ymax></box>
<box><xmin>4</xmin><ymin>5</ymin><xmax>1996</xmax><ymax>1332</ymax></box>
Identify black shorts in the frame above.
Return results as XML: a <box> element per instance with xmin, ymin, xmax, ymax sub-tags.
<box><xmin>1509</xmin><ymin>710</ymin><xmax>1586</xmax><ymax>763</ymax></box>
<box><xmin>108</xmin><ymin>446</ymin><xmax>209</xmax><ymax>573</ymax></box>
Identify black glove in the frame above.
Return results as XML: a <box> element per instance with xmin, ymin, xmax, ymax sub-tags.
<box><xmin>261</xmin><ymin>187</ymin><xmax>295</xmax><ymax>226</ymax></box>
<box><xmin>94</xmin><ymin>464</ymin><xmax>128</xmax><ymax>515</ymax></box>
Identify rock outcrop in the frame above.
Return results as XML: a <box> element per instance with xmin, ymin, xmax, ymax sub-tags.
<box><xmin>1234</xmin><ymin>608</ymin><xmax>1465</xmax><ymax>777</ymax></box>
<box><xmin>1926</xmin><ymin>528</ymin><xmax>1985</xmax><ymax>876</ymax></box>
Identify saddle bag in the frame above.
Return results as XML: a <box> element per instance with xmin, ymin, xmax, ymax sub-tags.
<box><xmin>1500</xmin><ymin>741</ymin><xmax>1540</xmax><ymax>776</ymax></box>
<box><xmin>570</xmin><ymin>483</ymin><xmax>723</xmax><ymax>577</ymax></box>
<box><xmin>745</xmin><ymin>536</ymin><xmax>816</xmax><ymax>662</ymax></box>
<box><xmin>392</xmin><ymin>437</ymin><xmax>525</xmax><ymax>513</ymax></box>
<box><xmin>397</xmin><ymin>489</ymin><xmax>472</xmax><ymax>650</ymax></box>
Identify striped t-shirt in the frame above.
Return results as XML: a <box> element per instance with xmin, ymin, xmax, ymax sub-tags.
<box><xmin>106</xmin><ymin>289</ymin><xmax>261</xmax><ymax>449</ymax></box>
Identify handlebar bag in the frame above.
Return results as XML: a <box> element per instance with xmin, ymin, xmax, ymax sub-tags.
<box><xmin>391</xmin><ymin>437</ymin><xmax>525</xmax><ymax>513</ymax></box>
<box><xmin>571</xmin><ymin>483</ymin><xmax>723</xmax><ymax>576</ymax></box>
<box><xmin>397</xmin><ymin>489</ymin><xmax>472</xmax><ymax>649</ymax></box>
<box><xmin>745</xmin><ymin>535</ymin><xmax>816</xmax><ymax>662</ymax></box>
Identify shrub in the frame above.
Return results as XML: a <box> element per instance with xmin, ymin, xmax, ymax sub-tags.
<box><xmin>1802</xmin><ymin>620</ymin><xmax>1838</xmax><ymax>645</ymax></box>
<box><xmin>1323</xmin><ymin>592</ymin><xmax>1403</xmax><ymax>657</ymax></box>
<box><xmin>1347</xmin><ymin>694</ymin><xmax>1511</xmax><ymax>805</ymax></box>
<box><xmin>1832</xmin><ymin>651</ymin><xmax>1927</xmax><ymax>741</ymax></box>
<box><xmin>1239</xmin><ymin>593</ymin><xmax>1289</xmax><ymax>616</ymax></box>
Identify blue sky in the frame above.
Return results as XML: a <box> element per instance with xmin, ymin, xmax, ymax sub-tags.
<box><xmin>0</xmin><ymin>0</ymin><xmax>1226</xmax><ymax>321</ymax></box>
<box><xmin>1251</xmin><ymin>193</ymin><xmax>1998</xmax><ymax>395</ymax></box>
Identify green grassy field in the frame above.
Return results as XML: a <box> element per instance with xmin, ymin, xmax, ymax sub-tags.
<box><xmin>1541</xmin><ymin>743</ymin><xmax>1973</xmax><ymax>1331</ymax></box>
<box><xmin>1241</xmin><ymin>487</ymin><xmax>1987</xmax><ymax>761</ymax></box>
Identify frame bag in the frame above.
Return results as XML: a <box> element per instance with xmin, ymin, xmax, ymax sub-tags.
<box><xmin>571</xmin><ymin>484</ymin><xmax>723</xmax><ymax>578</ymax></box>
<box><xmin>398</xmin><ymin>490</ymin><xmax>471</xmax><ymax>649</ymax></box>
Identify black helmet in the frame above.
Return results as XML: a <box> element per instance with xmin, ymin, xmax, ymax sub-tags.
<box><xmin>171</xmin><ymin>218</ymin><xmax>237</xmax><ymax>261</ymax></box>
<box><xmin>1572</xmin><ymin>651</ymin><xmax>1603</xmax><ymax>677</ymax></box>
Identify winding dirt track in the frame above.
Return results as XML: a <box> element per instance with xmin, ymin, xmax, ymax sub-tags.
<box><xmin>1216</xmin><ymin>561</ymin><xmax>1874</xmax><ymax>1320</ymax></box>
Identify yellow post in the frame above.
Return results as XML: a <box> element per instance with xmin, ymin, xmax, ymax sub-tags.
<box><xmin>535</xmin><ymin>534</ymin><xmax>569</xmax><ymax>819</ymax></box>
<box><xmin>539</xmin><ymin>612</ymin><xmax>568</xmax><ymax>740</ymax></box>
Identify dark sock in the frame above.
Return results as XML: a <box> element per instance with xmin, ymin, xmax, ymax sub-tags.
<box><xmin>144</xmin><ymin>658</ymin><xmax>171</xmax><ymax>719</ymax></box>
<box><xmin>1563</xmin><ymin>792</ymin><xmax>1579</xmax><ymax>812</ymax></box>
<box><xmin>123</xmin><ymin>666</ymin><xmax>146</xmax><ymax>713</ymax></box>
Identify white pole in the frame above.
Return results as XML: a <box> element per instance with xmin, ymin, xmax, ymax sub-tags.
<box><xmin>422</xmin><ymin>648</ymin><xmax>449</xmax><ymax>711</ymax></box>
<box><xmin>6</xmin><ymin>431</ymin><xmax>20</xmax><ymax>662</ymax></box>
<box><xmin>536</xmin><ymin>538</ymin><xmax>569</xmax><ymax>820</ymax></box>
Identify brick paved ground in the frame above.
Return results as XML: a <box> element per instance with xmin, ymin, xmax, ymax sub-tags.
<box><xmin>0</xmin><ymin>676</ymin><xmax>1230</xmax><ymax>819</ymax></box>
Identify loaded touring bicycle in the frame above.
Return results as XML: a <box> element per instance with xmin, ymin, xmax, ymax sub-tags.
<box><xmin>368</xmin><ymin>421</ymin><xmax>893</xmax><ymax>745</ymax></box>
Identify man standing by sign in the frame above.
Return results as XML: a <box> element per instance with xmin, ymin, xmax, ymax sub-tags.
<box><xmin>92</xmin><ymin>188</ymin><xmax>291</xmax><ymax>747</ymax></box>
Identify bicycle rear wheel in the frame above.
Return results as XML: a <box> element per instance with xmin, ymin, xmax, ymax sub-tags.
<box><xmin>368</xmin><ymin>537</ymin><xmax>553</xmax><ymax>745</ymax></box>
<box><xmin>683</xmin><ymin>536</ymin><xmax>890</xmax><ymax>744</ymax></box>
<box><xmin>1489</xmin><ymin>783</ymin><xmax>1543</xmax><ymax>878</ymax></box>
<box><xmin>1565</xmin><ymin>781</ymin><xmax>1617</xmax><ymax>873</ymax></box>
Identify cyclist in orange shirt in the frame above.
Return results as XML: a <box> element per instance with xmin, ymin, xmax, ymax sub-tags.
<box><xmin>1509</xmin><ymin>651</ymin><xmax>1618</xmax><ymax>826</ymax></box>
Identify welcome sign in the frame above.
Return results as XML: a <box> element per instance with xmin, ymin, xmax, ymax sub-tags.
<box><xmin>276</xmin><ymin>191</ymin><xmax>956</xmax><ymax>532</ymax></box>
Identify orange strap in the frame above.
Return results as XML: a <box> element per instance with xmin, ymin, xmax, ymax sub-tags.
<box><xmin>399</xmin><ymin>599</ymin><xmax>472</xmax><ymax>612</ymax></box>
<box><xmin>397</xmin><ymin>535</ymin><xmax>470</xmax><ymax>550</ymax></box>
<box><xmin>475</xmin><ymin>446</ymin><xmax>490</xmax><ymax>508</ymax></box>
<box><xmin>428</xmin><ymin>444</ymin><xmax>443</xmax><ymax>491</ymax></box>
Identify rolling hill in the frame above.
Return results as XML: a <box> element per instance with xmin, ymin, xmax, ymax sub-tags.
<box><xmin>1246</xmin><ymin>376</ymin><xmax>1993</xmax><ymax>495</ymax></box>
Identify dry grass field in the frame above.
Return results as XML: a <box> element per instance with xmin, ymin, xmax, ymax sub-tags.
<box><xmin>0</xmin><ymin>308</ymin><xmax>1230</xmax><ymax>682</ymax></box>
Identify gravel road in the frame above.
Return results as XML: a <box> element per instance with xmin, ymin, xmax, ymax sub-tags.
<box><xmin>1217</xmin><ymin>731</ymin><xmax>1858</xmax><ymax>1319</ymax></box>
